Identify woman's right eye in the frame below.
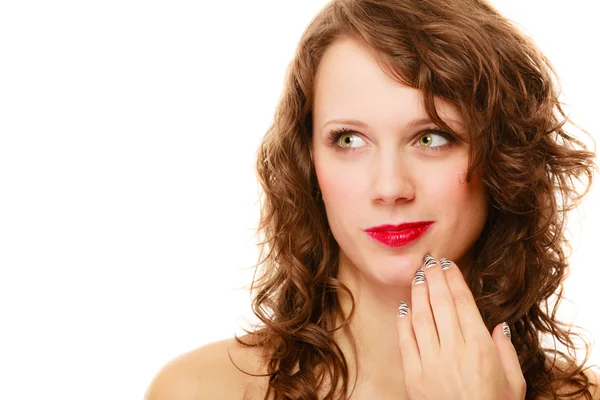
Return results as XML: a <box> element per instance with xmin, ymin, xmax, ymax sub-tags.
<box><xmin>327</xmin><ymin>128</ymin><xmax>366</xmax><ymax>153</ymax></box>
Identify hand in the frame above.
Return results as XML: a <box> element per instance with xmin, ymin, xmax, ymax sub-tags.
<box><xmin>396</xmin><ymin>254</ymin><xmax>526</xmax><ymax>400</ymax></box>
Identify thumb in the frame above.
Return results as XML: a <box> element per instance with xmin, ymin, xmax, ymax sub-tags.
<box><xmin>492</xmin><ymin>322</ymin><xmax>527</xmax><ymax>399</ymax></box>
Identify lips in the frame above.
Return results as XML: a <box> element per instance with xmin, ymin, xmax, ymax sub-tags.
<box><xmin>364</xmin><ymin>221</ymin><xmax>434</xmax><ymax>247</ymax></box>
<box><xmin>364</xmin><ymin>221</ymin><xmax>434</xmax><ymax>232</ymax></box>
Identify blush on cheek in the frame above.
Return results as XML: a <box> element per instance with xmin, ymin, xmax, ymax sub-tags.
<box><xmin>426</xmin><ymin>169</ymin><xmax>467</xmax><ymax>199</ymax></box>
<box><xmin>316</xmin><ymin>162</ymin><xmax>361</xmax><ymax>201</ymax></box>
<box><xmin>321</xmin><ymin>179</ymin><xmax>357</xmax><ymax>209</ymax></box>
<box><xmin>427</xmin><ymin>168</ymin><xmax>486</xmax><ymax>217</ymax></box>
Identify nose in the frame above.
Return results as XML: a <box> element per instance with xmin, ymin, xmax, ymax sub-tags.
<box><xmin>370</xmin><ymin>151</ymin><xmax>416</xmax><ymax>205</ymax></box>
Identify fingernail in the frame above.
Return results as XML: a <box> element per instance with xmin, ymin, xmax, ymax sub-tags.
<box><xmin>423</xmin><ymin>253</ymin><xmax>436</xmax><ymax>268</ymax></box>
<box><xmin>440</xmin><ymin>258</ymin><xmax>452</xmax><ymax>270</ymax></box>
<box><xmin>502</xmin><ymin>322</ymin><xmax>511</xmax><ymax>339</ymax></box>
<box><xmin>398</xmin><ymin>301</ymin><xmax>408</xmax><ymax>318</ymax></box>
<box><xmin>413</xmin><ymin>268</ymin><xmax>426</xmax><ymax>285</ymax></box>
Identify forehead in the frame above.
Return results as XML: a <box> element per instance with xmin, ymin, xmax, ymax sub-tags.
<box><xmin>312</xmin><ymin>37</ymin><xmax>464</xmax><ymax>131</ymax></box>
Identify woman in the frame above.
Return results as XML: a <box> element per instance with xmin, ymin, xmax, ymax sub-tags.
<box><xmin>146</xmin><ymin>0</ymin><xmax>599</xmax><ymax>398</ymax></box>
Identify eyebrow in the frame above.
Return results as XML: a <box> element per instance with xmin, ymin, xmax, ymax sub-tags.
<box><xmin>320</xmin><ymin>117</ymin><xmax>462</xmax><ymax>131</ymax></box>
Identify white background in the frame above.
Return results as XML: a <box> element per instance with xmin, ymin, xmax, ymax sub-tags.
<box><xmin>0</xmin><ymin>1</ymin><xmax>598</xmax><ymax>399</ymax></box>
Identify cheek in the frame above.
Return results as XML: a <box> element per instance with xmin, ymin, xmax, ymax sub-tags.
<box><xmin>428</xmin><ymin>170</ymin><xmax>469</xmax><ymax>204</ymax></box>
<box><xmin>425</xmin><ymin>162</ymin><xmax>486</xmax><ymax>205</ymax></box>
<box><xmin>314</xmin><ymin>158</ymin><xmax>368</xmax><ymax>235</ymax></box>
<box><xmin>424</xmin><ymin>166</ymin><xmax>489</xmax><ymax>263</ymax></box>
<box><xmin>315</xmin><ymin>159</ymin><xmax>363</xmax><ymax>202</ymax></box>
<box><xmin>430</xmin><ymin>167</ymin><xmax>489</xmax><ymax>236</ymax></box>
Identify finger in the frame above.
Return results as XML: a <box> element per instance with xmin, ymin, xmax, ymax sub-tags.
<box><xmin>396</xmin><ymin>301</ymin><xmax>422</xmax><ymax>379</ymax></box>
<box><xmin>492</xmin><ymin>322</ymin><xmax>527</xmax><ymax>399</ymax></box>
<box><xmin>442</xmin><ymin>259</ymin><xmax>490</xmax><ymax>342</ymax></box>
<box><xmin>423</xmin><ymin>255</ymin><xmax>465</xmax><ymax>351</ymax></box>
<box><xmin>411</xmin><ymin>265</ymin><xmax>440</xmax><ymax>362</ymax></box>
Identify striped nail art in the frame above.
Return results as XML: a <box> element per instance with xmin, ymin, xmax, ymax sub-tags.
<box><xmin>423</xmin><ymin>253</ymin><xmax>437</xmax><ymax>269</ymax></box>
<box><xmin>398</xmin><ymin>301</ymin><xmax>408</xmax><ymax>318</ymax></box>
<box><xmin>502</xmin><ymin>322</ymin><xmax>511</xmax><ymax>339</ymax></box>
<box><xmin>413</xmin><ymin>268</ymin><xmax>426</xmax><ymax>285</ymax></box>
<box><xmin>440</xmin><ymin>258</ymin><xmax>452</xmax><ymax>270</ymax></box>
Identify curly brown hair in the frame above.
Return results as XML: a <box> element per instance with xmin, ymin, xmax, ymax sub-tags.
<box><xmin>233</xmin><ymin>0</ymin><xmax>598</xmax><ymax>399</ymax></box>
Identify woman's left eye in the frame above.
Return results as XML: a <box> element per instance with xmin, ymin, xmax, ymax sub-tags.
<box><xmin>416</xmin><ymin>130</ymin><xmax>455</xmax><ymax>150</ymax></box>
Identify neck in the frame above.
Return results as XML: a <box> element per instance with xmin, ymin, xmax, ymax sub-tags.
<box><xmin>332</xmin><ymin>251</ymin><xmax>410</xmax><ymax>397</ymax></box>
<box><xmin>332</xmin><ymin>249</ymin><xmax>474</xmax><ymax>398</ymax></box>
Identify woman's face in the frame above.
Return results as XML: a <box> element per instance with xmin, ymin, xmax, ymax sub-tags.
<box><xmin>311</xmin><ymin>37</ymin><xmax>489</xmax><ymax>286</ymax></box>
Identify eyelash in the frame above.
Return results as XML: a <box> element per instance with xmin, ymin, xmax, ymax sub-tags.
<box><xmin>326</xmin><ymin>127</ymin><xmax>457</xmax><ymax>153</ymax></box>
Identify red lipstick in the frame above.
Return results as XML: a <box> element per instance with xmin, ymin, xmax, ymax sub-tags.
<box><xmin>364</xmin><ymin>221</ymin><xmax>434</xmax><ymax>248</ymax></box>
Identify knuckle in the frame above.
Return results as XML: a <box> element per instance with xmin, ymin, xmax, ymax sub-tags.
<box><xmin>470</xmin><ymin>342</ymin><xmax>495</xmax><ymax>363</ymax></box>
<box><xmin>453</xmin><ymin>290</ymin><xmax>474</xmax><ymax>306</ymax></box>
<box><xmin>404</xmin><ymin>368</ymin><xmax>421</xmax><ymax>385</ymax></box>
<box><xmin>440</xmin><ymin>345</ymin><xmax>459</xmax><ymax>361</ymax></box>
<box><xmin>428</xmin><ymin>285</ymin><xmax>445</xmax><ymax>299</ymax></box>
<box><xmin>405</xmin><ymin>379</ymin><xmax>426</xmax><ymax>398</ymax></box>
<box><xmin>412</xmin><ymin>312</ymin><xmax>429</xmax><ymax>328</ymax></box>
<box><xmin>432</xmin><ymin>294</ymin><xmax>454</xmax><ymax>311</ymax></box>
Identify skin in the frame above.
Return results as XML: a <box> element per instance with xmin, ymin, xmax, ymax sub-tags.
<box><xmin>311</xmin><ymin>36</ymin><xmax>525</xmax><ymax>398</ymax></box>
<box><xmin>143</xmin><ymin>34</ymin><xmax>600</xmax><ymax>400</ymax></box>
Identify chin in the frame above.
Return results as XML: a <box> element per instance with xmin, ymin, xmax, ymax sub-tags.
<box><xmin>375</xmin><ymin>263</ymin><xmax>418</xmax><ymax>287</ymax></box>
<box><xmin>360</xmin><ymin>251</ymin><xmax>424</xmax><ymax>286</ymax></box>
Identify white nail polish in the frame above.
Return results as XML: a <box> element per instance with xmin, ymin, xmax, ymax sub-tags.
<box><xmin>413</xmin><ymin>268</ymin><xmax>426</xmax><ymax>285</ymax></box>
<box><xmin>398</xmin><ymin>301</ymin><xmax>408</xmax><ymax>318</ymax></box>
<box><xmin>440</xmin><ymin>258</ymin><xmax>452</xmax><ymax>270</ymax></box>
<box><xmin>423</xmin><ymin>254</ymin><xmax>437</xmax><ymax>268</ymax></box>
<box><xmin>502</xmin><ymin>322</ymin><xmax>511</xmax><ymax>339</ymax></box>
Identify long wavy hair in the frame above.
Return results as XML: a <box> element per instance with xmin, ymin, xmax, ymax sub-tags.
<box><xmin>233</xmin><ymin>0</ymin><xmax>598</xmax><ymax>398</ymax></box>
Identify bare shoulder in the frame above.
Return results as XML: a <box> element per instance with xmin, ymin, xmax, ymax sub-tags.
<box><xmin>536</xmin><ymin>360</ymin><xmax>600</xmax><ymax>400</ymax></box>
<box><xmin>586</xmin><ymin>367</ymin><xmax>600</xmax><ymax>400</ymax></box>
<box><xmin>144</xmin><ymin>334</ymin><xmax>272</xmax><ymax>400</ymax></box>
<box><xmin>564</xmin><ymin>366</ymin><xmax>600</xmax><ymax>400</ymax></box>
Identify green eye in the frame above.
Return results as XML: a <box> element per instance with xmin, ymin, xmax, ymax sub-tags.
<box><xmin>327</xmin><ymin>128</ymin><xmax>366</xmax><ymax>153</ymax></box>
<box><xmin>419</xmin><ymin>134</ymin><xmax>433</xmax><ymax>147</ymax></box>
<box><xmin>331</xmin><ymin>130</ymin><xmax>365</xmax><ymax>150</ymax></box>
<box><xmin>417</xmin><ymin>131</ymin><xmax>450</xmax><ymax>149</ymax></box>
<box><xmin>339</xmin><ymin>133</ymin><xmax>357</xmax><ymax>147</ymax></box>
